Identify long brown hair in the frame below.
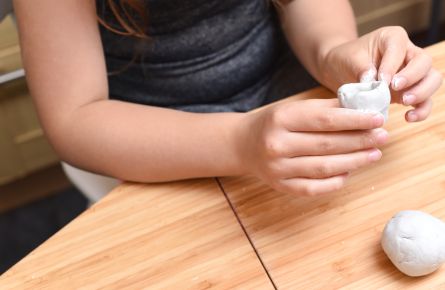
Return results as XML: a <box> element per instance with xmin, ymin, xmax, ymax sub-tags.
<box><xmin>97</xmin><ymin>0</ymin><xmax>149</xmax><ymax>39</ymax></box>
<box><xmin>98</xmin><ymin>0</ymin><xmax>288</xmax><ymax>39</ymax></box>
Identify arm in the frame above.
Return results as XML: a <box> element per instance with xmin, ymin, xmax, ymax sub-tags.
<box><xmin>278</xmin><ymin>0</ymin><xmax>357</xmax><ymax>89</ymax></box>
<box><xmin>279</xmin><ymin>0</ymin><xmax>442</xmax><ymax>122</ymax></box>
<box><xmin>14</xmin><ymin>0</ymin><xmax>246</xmax><ymax>182</ymax></box>
<box><xmin>14</xmin><ymin>0</ymin><xmax>385</xmax><ymax>195</ymax></box>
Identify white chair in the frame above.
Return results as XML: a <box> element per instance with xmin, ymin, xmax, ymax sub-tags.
<box><xmin>61</xmin><ymin>163</ymin><xmax>120</xmax><ymax>205</ymax></box>
<box><xmin>1</xmin><ymin>2</ymin><xmax>118</xmax><ymax>204</ymax></box>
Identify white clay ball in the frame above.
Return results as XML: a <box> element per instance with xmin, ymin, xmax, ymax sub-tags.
<box><xmin>381</xmin><ymin>210</ymin><xmax>445</xmax><ymax>277</ymax></box>
<box><xmin>337</xmin><ymin>81</ymin><xmax>391</xmax><ymax>122</ymax></box>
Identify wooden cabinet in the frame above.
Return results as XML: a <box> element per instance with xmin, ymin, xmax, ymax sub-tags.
<box><xmin>351</xmin><ymin>0</ymin><xmax>433</xmax><ymax>35</ymax></box>
<box><xmin>0</xmin><ymin>16</ymin><xmax>58</xmax><ymax>185</ymax></box>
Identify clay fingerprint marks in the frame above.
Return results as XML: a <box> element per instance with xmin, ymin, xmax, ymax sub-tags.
<box><xmin>381</xmin><ymin>210</ymin><xmax>445</xmax><ymax>277</ymax></box>
<box><xmin>337</xmin><ymin>81</ymin><xmax>391</xmax><ymax>122</ymax></box>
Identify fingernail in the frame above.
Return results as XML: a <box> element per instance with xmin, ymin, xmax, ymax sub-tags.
<box><xmin>408</xmin><ymin>111</ymin><xmax>418</xmax><ymax>122</ymax></box>
<box><xmin>368</xmin><ymin>149</ymin><xmax>382</xmax><ymax>162</ymax></box>
<box><xmin>392</xmin><ymin>76</ymin><xmax>407</xmax><ymax>90</ymax></box>
<box><xmin>372</xmin><ymin>113</ymin><xmax>385</xmax><ymax>127</ymax></box>
<box><xmin>379</xmin><ymin>72</ymin><xmax>391</xmax><ymax>85</ymax></box>
<box><xmin>375</xmin><ymin>129</ymin><xmax>389</xmax><ymax>144</ymax></box>
<box><xmin>403</xmin><ymin>94</ymin><xmax>416</xmax><ymax>106</ymax></box>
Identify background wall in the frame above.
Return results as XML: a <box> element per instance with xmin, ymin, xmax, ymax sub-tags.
<box><xmin>0</xmin><ymin>16</ymin><xmax>58</xmax><ymax>186</ymax></box>
<box><xmin>352</xmin><ymin>0</ymin><xmax>433</xmax><ymax>35</ymax></box>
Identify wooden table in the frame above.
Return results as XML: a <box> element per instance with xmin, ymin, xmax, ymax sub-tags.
<box><xmin>218</xmin><ymin>42</ymin><xmax>445</xmax><ymax>289</ymax></box>
<box><xmin>1</xmin><ymin>42</ymin><xmax>445</xmax><ymax>289</ymax></box>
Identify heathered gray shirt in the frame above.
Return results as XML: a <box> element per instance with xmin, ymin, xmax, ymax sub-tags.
<box><xmin>97</xmin><ymin>0</ymin><xmax>317</xmax><ymax>112</ymax></box>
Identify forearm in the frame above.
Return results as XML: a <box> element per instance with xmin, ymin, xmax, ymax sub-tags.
<box><xmin>50</xmin><ymin>100</ymin><xmax>247</xmax><ymax>182</ymax></box>
<box><xmin>279</xmin><ymin>0</ymin><xmax>357</xmax><ymax>86</ymax></box>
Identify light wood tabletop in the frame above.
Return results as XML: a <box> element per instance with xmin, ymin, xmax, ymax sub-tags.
<box><xmin>218</xmin><ymin>41</ymin><xmax>445</xmax><ymax>289</ymax></box>
<box><xmin>1</xmin><ymin>42</ymin><xmax>444</xmax><ymax>289</ymax></box>
<box><xmin>0</xmin><ymin>180</ymin><xmax>274</xmax><ymax>289</ymax></box>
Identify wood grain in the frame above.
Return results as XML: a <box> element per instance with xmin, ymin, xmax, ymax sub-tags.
<box><xmin>0</xmin><ymin>179</ymin><xmax>274</xmax><ymax>289</ymax></box>
<box><xmin>219</xmin><ymin>42</ymin><xmax>445</xmax><ymax>289</ymax></box>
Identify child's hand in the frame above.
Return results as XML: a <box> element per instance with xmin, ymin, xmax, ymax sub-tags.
<box><xmin>321</xmin><ymin>26</ymin><xmax>443</xmax><ymax>122</ymax></box>
<box><xmin>238</xmin><ymin>99</ymin><xmax>388</xmax><ymax>196</ymax></box>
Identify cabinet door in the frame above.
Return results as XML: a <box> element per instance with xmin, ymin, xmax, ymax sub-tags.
<box><xmin>0</xmin><ymin>16</ymin><xmax>58</xmax><ymax>185</ymax></box>
<box><xmin>0</xmin><ymin>79</ymin><xmax>58</xmax><ymax>176</ymax></box>
<box><xmin>0</xmin><ymin>107</ymin><xmax>25</xmax><ymax>184</ymax></box>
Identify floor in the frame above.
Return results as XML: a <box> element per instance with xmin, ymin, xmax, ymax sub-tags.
<box><xmin>0</xmin><ymin>186</ymin><xmax>87</xmax><ymax>274</ymax></box>
<box><xmin>0</xmin><ymin>27</ymin><xmax>444</xmax><ymax>276</ymax></box>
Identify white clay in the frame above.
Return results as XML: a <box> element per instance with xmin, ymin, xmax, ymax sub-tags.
<box><xmin>337</xmin><ymin>81</ymin><xmax>391</xmax><ymax>122</ymax></box>
<box><xmin>360</xmin><ymin>68</ymin><xmax>377</xmax><ymax>83</ymax></box>
<box><xmin>381</xmin><ymin>210</ymin><xmax>445</xmax><ymax>277</ymax></box>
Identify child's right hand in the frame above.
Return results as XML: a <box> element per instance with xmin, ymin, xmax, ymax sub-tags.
<box><xmin>238</xmin><ymin>98</ymin><xmax>388</xmax><ymax>196</ymax></box>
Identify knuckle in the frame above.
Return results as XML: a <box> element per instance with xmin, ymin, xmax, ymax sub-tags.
<box><xmin>264</xmin><ymin>161</ymin><xmax>284</xmax><ymax>179</ymax></box>
<box><xmin>348</xmin><ymin>157</ymin><xmax>363</xmax><ymax>171</ymax></box>
<box><xmin>360</xmin><ymin>152</ymin><xmax>373</xmax><ymax>166</ymax></box>
<box><xmin>361</xmin><ymin>132</ymin><xmax>374</xmax><ymax>148</ymax></box>
<box><xmin>389</xmin><ymin>26</ymin><xmax>408</xmax><ymax>37</ymax></box>
<box><xmin>332</xmin><ymin>178</ymin><xmax>346</xmax><ymax>192</ymax></box>
<box><xmin>313</xmin><ymin>162</ymin><xmax>331</xmax><ymax>177</ymax></box>
<box><xmin>379</xmin><ymin>26</ymin><xmax>409</xmax><ymax>52</ymax></box>
<box><xmin>301</xmin><ymin>183</ymin><xmax>319</xmax><ymax>197</ymax></box>
<box><xmin>264</xmin><ymin>137</ymin><xmax>284</xmax><ymax>157</ymax></box>
<box><xmin>350</xmin><ymin>50</ymin><xmax>364</xmax><ymax>62</ymax></box>
<box><xmin>317</xmin><ymin>113</ymin><xmax>335</xmax><ymax>130</ymax></box>
<box><xmin>270</xmin><ymin>179</ymin><xmax>287</xmax><ymax>193</ymax></box>
<box><xmin>432</xmin><ymin>68</ymin><xmax>443</xmax><ymax>81</ymax></box>
<box><xmin>269</xmin><ymin>107</ymin><xmax>287</xmax><ymax>126</ymax></box>
<box><xmin>317</xmin><ymin>138</ymin><xmax>334</xmax><ymax>152</ymax></box>
<box><xmin>423</xmin><ymin>53</ymin><xmax>433</xmax><ymax>67</ymax></box>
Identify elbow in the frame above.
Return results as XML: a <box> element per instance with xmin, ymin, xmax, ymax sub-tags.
<box><xmin>40</xmin><ymin>115</ymin><xmax>77</xmax><ymax>165</ymax></box>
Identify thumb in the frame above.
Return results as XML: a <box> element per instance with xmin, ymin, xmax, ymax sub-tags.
<box><xmin>349</xmin><ymin>48</ymin><xmax>377</xmax><ymax>83</ymax></box>
<box><xmin>359</xmin><ymin>66</ymin><xmax>377</xmax><ymax>83</ymax></box>
<box><xmin>377</xmin><ymin>27</ymin><xmax>409</xmax><ymax>84</ymax></box>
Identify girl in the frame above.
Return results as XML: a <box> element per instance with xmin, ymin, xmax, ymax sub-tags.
<box><xmin>13</xmin><ymin>0</ymin><xmax>442</xmax><ymax>196</ymax></box>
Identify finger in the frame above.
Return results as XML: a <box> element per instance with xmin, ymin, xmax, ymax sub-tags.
<box><xmin>400</xmin><ymin>68</ymin><xmax>443</xmax><ymax>106</ymax></box>
<box><xmin>351</xmin><ymin>50</ymin><xmax>377</xmax><ymax>82</ymax></box>
<box><xmin>391</xmin><ymin>50</ymin><xmax>432</xmax><ymax>91</ymax></box>
<box><xmin>378</xmin><ymin>27</ymin><xmax>409</xmax><ymax>84</ymax></box>
<box><xmin>275</xmin><ymin>174</ymin><xmax>348</xmax><ymax>197</ymax></box>
<box><xmin>257</xmin><ymin>97</ymin><xmax>340</xmax><ymax>114</ymax></box>
<box><xmin>280</xmin><ymin>106</ymin><xmax>385</xmax><ymax>132</ymax></box>
<box><xmin>277</xmin><ymin>128</ymin><xmax>388</xmax><ymax>157</ymax></box>
<box><xmin>360</xmin><ymin>66</ymin><xmax>377</xmax><ymax>83</ymax></box>
<box><xmin>269</xmin><ymin>98</ymin><xmax>340</xmax><ymax>119</ymax></box>
<box><xmin>405</xmin><ymin>98</ymin><xmax>433</xmax><ymax>122</ymax></box>
<box><xmin>298</xmin><ymin>129</ymin><xmax>388</xmax><ymax>156</ymax></box>
<box><xmin>296</xmin><ymin>98</ymin><xmax>340</xmax><ymax>108</ymax></box>
<box><xmin>277</xmin><ymin>149</ymin><xmax>382</xmax><ymax>179</ymax></box>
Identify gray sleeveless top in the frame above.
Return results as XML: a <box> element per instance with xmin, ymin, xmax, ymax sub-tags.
<box><xmin>97</xmin><ymin>0</ymin><xmax>317</xmax><ymax>112</ymax></box>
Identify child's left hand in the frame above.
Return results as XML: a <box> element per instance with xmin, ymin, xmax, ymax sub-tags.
<box><xmin>320</xmin><ymin>26</ymin><xmax>443</xmax><ymax>122</ymax></box>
